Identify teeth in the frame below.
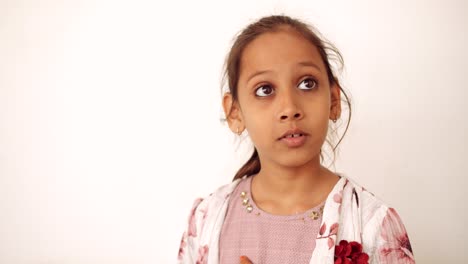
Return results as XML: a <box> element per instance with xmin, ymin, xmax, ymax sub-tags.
<box><xmin>286</xmin><ymin>133</ymin><xmax>302</xmax><ymax>138</ymax></box>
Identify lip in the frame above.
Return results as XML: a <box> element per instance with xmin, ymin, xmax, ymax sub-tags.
<box><xmin>280</xmin><ymin>134</ymin><xmax>307</xmax><ymax>148</ymax></box>
<box><xmin>278</xmin><ymin>128</ymin><xmax>308</xmax><ymax>148</ymax></box>
<box><xmin>278</xmin><ymin>128</ymin><xmax>308</xmax><ymax>140</ymax></box>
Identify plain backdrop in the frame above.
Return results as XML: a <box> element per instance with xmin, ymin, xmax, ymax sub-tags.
<box><xmin>1</xmin><ymin>0</ymin><xmax>467</xmax><ymax>263</ymax></box>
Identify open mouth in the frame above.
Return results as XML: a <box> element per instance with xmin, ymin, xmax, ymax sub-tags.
<box><xmin>277</xmin><ymin>128</ymin><xmax>308</xmax><ymax>147</ymax></box>
<box><xmin>281</xmin><ymin>133</ymin><xmax>304</xmax><ymax>139</ymax></box>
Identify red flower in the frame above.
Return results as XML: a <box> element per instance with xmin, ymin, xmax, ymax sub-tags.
<box><xmin>334</xmin><ymin>240</ymin><xmax>369</xmax><ymax>264</ymax></box>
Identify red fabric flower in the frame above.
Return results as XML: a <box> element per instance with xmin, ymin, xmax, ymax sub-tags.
<box><xmin>334</xmin><ymin>240</ymin><xmax>369</xmax><ymax>264</ymax></box>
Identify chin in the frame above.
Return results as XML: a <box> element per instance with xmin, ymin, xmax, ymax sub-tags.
<box><xmin>276</xmin><ymin>152</ymin><xmax>318</xmax><ymax>168</ymax></box>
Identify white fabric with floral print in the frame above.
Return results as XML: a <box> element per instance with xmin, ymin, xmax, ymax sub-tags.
<box><xmin>177</xmin><ymin>174</ymin><xmax>415</xmax><ymax>264</ymax></box>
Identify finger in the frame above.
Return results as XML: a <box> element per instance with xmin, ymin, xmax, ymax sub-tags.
<box><xmin>240</xmin><ymin>255</ymin><xmax>253</xmax><ymax>264</ymax></box>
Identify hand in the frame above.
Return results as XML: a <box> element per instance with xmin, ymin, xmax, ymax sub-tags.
<box><xmin>240</xmin><ymin>255</ymin><xmax>253</xmax><ymax>264</ymax></box>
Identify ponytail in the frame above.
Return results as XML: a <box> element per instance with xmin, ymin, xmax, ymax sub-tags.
<box><xmin>232</xmin><ymin>148</ymin><xmax>261</xmax><ymax>181</ymax></box>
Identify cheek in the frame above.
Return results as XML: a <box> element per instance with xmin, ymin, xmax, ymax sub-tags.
<box><xmin>244</xmin><ymin>114</ymin><xmax>270</xmax><ymax>134</ymax></box>
<box><xmin>242</xmin><ymin>112</ymin><xmax>273</xmax><ymax>142</ymax></box>
<box><xmin>304</xmin><ymin>104</ymin><xmax>330</xmax><ymax>134</ymax></box>
<box><xmin>310</xmin><ymin>104</ymin><xmax>330</xmax><ymax>122</ymax></box>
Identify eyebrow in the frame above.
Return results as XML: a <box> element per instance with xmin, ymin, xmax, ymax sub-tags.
<box><xmin>297</xmin><ymin>61</ymin><xmax>321</xmax><ymax>72</ymax></box>
<box><xmin>245</xmin><ymin>61</ymin><xmax>322</xmax><ymax>84</ymax></box>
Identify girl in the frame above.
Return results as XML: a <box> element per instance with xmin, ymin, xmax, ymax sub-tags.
<box><xmin>177</xmin><ymin>15</ymin><xmax>415</xmax><ymax>264</ymax></box>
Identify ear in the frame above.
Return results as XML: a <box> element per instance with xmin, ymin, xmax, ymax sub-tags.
<box><xmin>222</xmin><ymin>92</ymin><xmax>245</xmax><ymax>134</ymax></box>
<box><xmin>329</xmin><ymin>83</ymin><xmax>342</xmax><ymax>120</ymax></box>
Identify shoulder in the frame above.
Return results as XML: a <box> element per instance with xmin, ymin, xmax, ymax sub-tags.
<box><xmin>192</xmin><ymin>177</ymin><xmax>244</xmax><ymax>211</ymax></box>
<box><xmin>339</xmin><ymin>174</ymin><xmax>390</xmax><ymax>217</ymax></box>
<box><xmin>184</xmin><ymin>177</ymin><xmax>244</xmax><ymax>231</ymax></box>
<box><xmin>338</xmin><ymin>174</ymin><xmax>415</xmax><ymax>263</ymax></box>
<box><xmin>178</xmin><ymin>177</ymin><xmax>245</xmax><ymax>262</ymax></box>
<box><xmin>337</xmin><ymin>174</ymin><xmax>401</xmax><ymax>234</ymax></box>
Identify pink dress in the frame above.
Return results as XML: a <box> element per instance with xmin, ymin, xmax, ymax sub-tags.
<box><xmin>219</xmin><ymin>176</ymin><xmax>325</xmax><ymax>264</ymax></box>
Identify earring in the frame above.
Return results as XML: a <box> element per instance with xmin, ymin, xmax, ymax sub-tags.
<box><xmin>332</xmin><ymin>111</ymin><xmax>338</xmax><ymax>123</ymax></box>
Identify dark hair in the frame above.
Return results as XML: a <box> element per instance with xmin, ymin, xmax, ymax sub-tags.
<box><xmin>221</xmin><ymin>14</ymin><xmax>352</xmax><ymax>181</ymax></box>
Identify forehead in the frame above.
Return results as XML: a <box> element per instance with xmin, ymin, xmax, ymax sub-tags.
<box><xmin>239</xmin><ymin>29</ymin><xmax>325</xmax><ymax>77</ymax></box>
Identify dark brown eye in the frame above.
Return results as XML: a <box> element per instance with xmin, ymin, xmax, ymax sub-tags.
<box><xmin>298</xmin><ymin>78</ymin><xmax>317</xmax><ymax>90</ymax></box>
<box><xmin>255</xmin><ymin>85</ymin><xmax>274</xmax><ymax>97</ymax></box>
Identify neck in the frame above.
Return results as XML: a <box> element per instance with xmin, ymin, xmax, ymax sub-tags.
<box><xmin>251</xmin><ymin>154</ymin><xmax>339</xmax><ymax>210</ymax></box>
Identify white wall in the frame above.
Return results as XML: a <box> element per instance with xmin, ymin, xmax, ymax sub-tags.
<box><xmin>1</xmin><ymin>0</ymin><xmax>467</xmax><ymax>263</ymax></box>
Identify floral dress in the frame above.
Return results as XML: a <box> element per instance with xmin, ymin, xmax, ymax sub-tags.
<box><xmin>177</xmin><ymin>174</ymin><xmax>415</xmax><ymax>264</ymax></box>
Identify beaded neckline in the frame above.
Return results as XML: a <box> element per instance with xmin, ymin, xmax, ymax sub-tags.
<box><xmin>239</xmin><ymin>176</ymin><xmax>326</xmax><ymax>221</ymax></box>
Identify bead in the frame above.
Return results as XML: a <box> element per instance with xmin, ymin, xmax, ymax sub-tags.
<box><xmin>240</xmin><ymin>191</ymin><xmax>247</xmax><ymax>197</ymax></box>
<box><xmin>242</xmin><ymin>198</ymin><xmax>249</xmax><ymax>206</ymax></box>
<box><xmin>310</xmin><ymin>211</ymin><xmax>319</xmax><ymax>220</ymax></box>
<box><xmin>246</xmin><ymin>205</ymin><xmax>253</xmax><ymax>213</ymax></box>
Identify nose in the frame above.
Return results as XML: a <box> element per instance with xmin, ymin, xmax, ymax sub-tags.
<box><xmin>277</xmin><ymin>90</ymin><xmax>304</xmax><ymax>121</ymax></box>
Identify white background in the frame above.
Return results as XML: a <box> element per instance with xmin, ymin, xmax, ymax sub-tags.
<box><xmin>1</xmin><ymin>0</ymin><xmax>467</xmax><ymax>263</ymax></box>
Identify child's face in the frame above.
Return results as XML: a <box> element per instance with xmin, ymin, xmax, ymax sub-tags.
<box><xmin>227</xmin><ymin>28</ymin><xmax>341</xmax><ymax>168</ymax></box>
